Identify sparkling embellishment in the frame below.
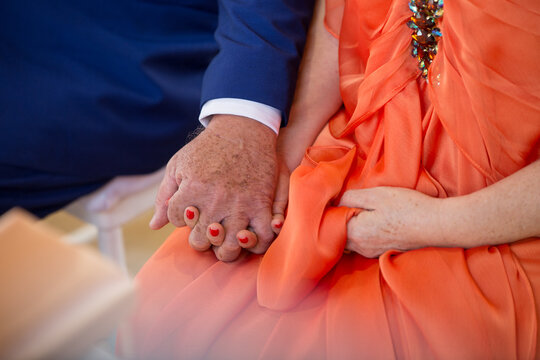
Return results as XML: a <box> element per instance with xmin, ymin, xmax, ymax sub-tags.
<box><xmin>408</xmin><ymin>0</ymin><xmax>443</xmax><ymax>80</ymax></box>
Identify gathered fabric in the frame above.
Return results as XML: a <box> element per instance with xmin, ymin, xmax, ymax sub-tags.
<box><xmin>120</xmin><ymin>0</ymin><xmax>540</xmax><ymax>358</ymax></box>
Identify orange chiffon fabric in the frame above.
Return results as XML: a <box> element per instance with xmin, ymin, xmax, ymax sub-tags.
<box><xmin>121</xmin><ymin>0</ymin><xmax>540</xmax><ymax>358</ymax></box>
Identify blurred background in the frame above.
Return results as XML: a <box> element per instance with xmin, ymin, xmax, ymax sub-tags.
<box><xmin>43</xmin><ymin>208</ymin><xmax>173</xmax><ymax>276</ymax></box>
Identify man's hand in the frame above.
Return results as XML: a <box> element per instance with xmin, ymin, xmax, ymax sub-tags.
<box><xmin>149</xmin><ymin>115</ymin><xmax>278</xmax><ymax>261</ymax></box>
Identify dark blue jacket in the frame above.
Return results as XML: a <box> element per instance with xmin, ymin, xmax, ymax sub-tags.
<box><xmin>0</xmin><ymin>0</ymin><xmax>312</xmax><ymax>178</ymax></box>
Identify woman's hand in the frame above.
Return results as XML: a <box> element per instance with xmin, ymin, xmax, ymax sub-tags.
<box><xmin>340</xmin><ymin>160</ymin><xmax>540</xmax><ymax>258</ymax></box>
<box><xmin>339</xmin><ymin>187</ymin><xmax>442</xmax><ymax>258</ymax></box>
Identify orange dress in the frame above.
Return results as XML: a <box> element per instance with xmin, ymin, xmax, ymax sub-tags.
<box><xmin>121</xmin><ymin>0</ymin><xmax>540</xmax><ymax>358</ymax></box>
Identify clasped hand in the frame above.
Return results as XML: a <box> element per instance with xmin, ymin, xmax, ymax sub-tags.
<box><xmin>340</xmin><ymin>187</ymin><xmax>442</xmax><ymax>258</ymax></box>
<box><xmin>149</xmin><ymin>115</ymin><xmax>284</xmax><ymax>262</ymax></box>
<box><xmin>150</xmin><ymin>114</ymin><xmax>442</xmax><ymax>261</ymax></box>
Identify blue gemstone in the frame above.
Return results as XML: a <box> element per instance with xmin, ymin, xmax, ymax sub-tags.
<box><xmin>409</xmin><ymin>1</ymin><xmax>418</xmax><ymax>12</ymax></box>
<box><xmin>407</xmin><ymin>20</ymin><xmax>418</xmax><ymax>30</ymax></box>
<box><xmin>432</xmin><ymin>28</ymin><xmax>442</xmax><ymax>37</ymax></box>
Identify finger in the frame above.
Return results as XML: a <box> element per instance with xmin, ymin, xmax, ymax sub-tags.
<box><xmin>272</xmin><ymin>163</ymin><xmax>290</xmax><ymax>218</ymax></box>
<box><xmin>184</xmin><ymin>206</ymin><xmax>199</xmax><ymax>228</ymax></box>
<box><xmin>212</xmin><ymin>244</ymin><xmax>242</xmax><ymax>263</ymax></box>
<box><xmin>189</xmin><ymin>221</ymin><xmax>212</xmax><ymax>252</ymax></box>
<box><xmin>271</xmin><ymin>213</ymin><xmax>285</xmax><ymax>235</ymax></box>
<box><xmin>246</xmin><ymin>211</ymin><xmax>274</xmax><ymax>254</ymax></box>
<box><xmin>166</xmin><ymin>182</ymin><xmax>194</xmax><ymax>228</ymax></box>
<box><xmin>214</xmin><ymin>217</ymin><xmax>248</xmax><ymax>262</ymax></box>
<box><xmin>237</xmin><ymin>229</ymin><xmax>257</xmax><ymax>249</ymax></box>
<box><xmin>207</xmin><ymin>222</ymin><xmax>225</xmax><ymax>246</ymax></box>
<box><xmin>150</xmin><ymin>167</ymin><xmax>179</xmax><ymax>229</ymax></box>
<box><xmin>339</xmin><ymin>189</ymin><xmax>375</xmax><ymax>210</ymax></box>
<box><xmin>271</xmin><ymin>162</ymin><xmax>289</xmax><ymax>235</ymax></box>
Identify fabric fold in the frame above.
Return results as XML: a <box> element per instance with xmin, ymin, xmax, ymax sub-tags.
<box><xmin>257</xmin><ymin>146</ymin><xmax>358</xmax><ymax>310</ymax></box>
<box><xmin>120</xmin><ymin>0</ymin><xmax>540</xmax><ymax>357</ymax></box>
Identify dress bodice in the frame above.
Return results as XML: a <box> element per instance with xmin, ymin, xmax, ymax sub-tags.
<box><xmin>320</xmin><ymin>0</ymin><xmax>540</xmax><ymax>197</ymax></box>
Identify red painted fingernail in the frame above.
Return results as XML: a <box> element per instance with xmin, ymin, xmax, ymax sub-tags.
<box><xmin>274</xmin><ymin>222</ymin><xmax>283</xmax><ymax>229</ymax></box>
<box><xmin>209</xmin><ymin>227</ymin><xmax>220</xmax><ymax>237</ymax></box>
<box><xmin>238</xmin><ymin>236</ymin><xmax>248</xmax><ymax>244</ymax></box>
<box><xmin>186</xmin><ymin>209</ymin><xmax>195</xmax><ymax>220</ymax></box>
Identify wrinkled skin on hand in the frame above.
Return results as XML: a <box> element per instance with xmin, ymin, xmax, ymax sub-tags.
<box><xmin>150</xmin><ymin>115</ymin><xmax>278</xmax><ymax>261</ymax></box>
<box><xmin>339</xmin><ymin>187</ymin><xmax>442</xmax><ymax>258</ymax></box>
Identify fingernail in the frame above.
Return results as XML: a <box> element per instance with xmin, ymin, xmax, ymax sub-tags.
<box><xmin>186</xmin><ymin>209</ymin><xmax>195</xmax><ymax>220</ymax></box>
<box><xmin>209</xmin><ymin>227</ymin><xmax>219</xmax><ymax>237</ymax></box>
<box><xmin>238</xmin><ymin>236</ymin><xmax>248</xmax><ymax>244</ymax></box>
<box><xmin>273</xmin><ymin>222</ymin><xmax>283</xmax><ymax>229</ymax></box>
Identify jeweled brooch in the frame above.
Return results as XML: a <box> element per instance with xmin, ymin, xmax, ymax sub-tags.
<box><xmin>408</xmin><ymin>0</ymin><xmax>443</xmax><ymax>80</ymax></box>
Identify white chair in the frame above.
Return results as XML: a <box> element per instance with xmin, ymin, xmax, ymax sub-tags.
<box><xmin>63</xmin><ymin>168</ymin><xmax>165</xmax><ymax>272</ymax></box>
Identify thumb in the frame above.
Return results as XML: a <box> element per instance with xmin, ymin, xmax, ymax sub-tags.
<box><xmin>339</xmin><ymin>189</ymin><xmax>375</xmax><ymax>210</ymax></box>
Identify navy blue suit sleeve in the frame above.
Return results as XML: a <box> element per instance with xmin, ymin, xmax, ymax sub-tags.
<box><xmin>200</xmin><ymin>0</ymin><xmax>314</xmax><ymax>125</ymax></box>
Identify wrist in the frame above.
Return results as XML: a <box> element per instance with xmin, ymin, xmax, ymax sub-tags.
<box><xmin>206</xmin><ymin>114</ymin><xmax>277</xmax><ymax>153</ymax></box>
<box><xmin>410</xmin><ymin>196</ymin><xmax>447</xmax><ymax>250</ymax></box>
<box><xmin>436</xmin><ymin>195</ymin><xmax>481</xmax><ymax>248</ymax></box>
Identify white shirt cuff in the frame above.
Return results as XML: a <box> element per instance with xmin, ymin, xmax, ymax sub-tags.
<box><xmin>199</xmin><ymin>98</ymin><xmax>281</xmax><ymax>134</ymax></box>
